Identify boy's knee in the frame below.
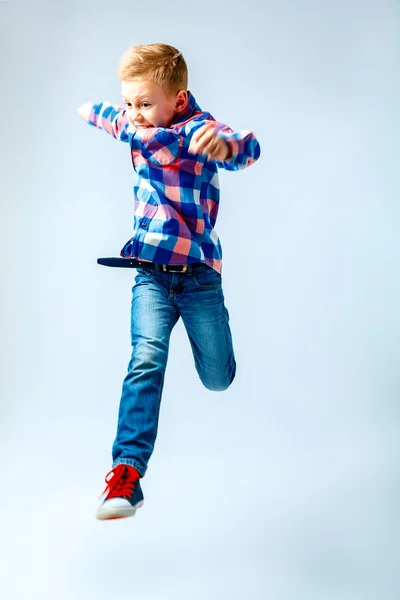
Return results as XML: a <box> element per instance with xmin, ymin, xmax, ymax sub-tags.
<box><xmin>202</xmin><ymin>365</ymin><xmax>236</xmax><ymax>391</ymax></box>
<box><xmin>131</xmin><ymin>338</ymin><xmax>167</xmax><ymax>368</ymax></box>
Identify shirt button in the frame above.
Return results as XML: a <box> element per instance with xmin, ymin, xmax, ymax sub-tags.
<box><xmin>141</xmin><ymin>221</ymin><xmax>147</xmax><ymax>227</ymax></box>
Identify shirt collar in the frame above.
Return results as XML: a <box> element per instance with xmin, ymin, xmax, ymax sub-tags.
<box><xmin>170</xmin><ymin>91</ymin><xmax>200</xmax><ymax>126</ymax></box>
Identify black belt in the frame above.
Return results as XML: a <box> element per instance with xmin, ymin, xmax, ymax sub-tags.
<box><xmin>97</xmin><ymin>257</ymin><xmax>202</xmax><ymax>273</ymax></box>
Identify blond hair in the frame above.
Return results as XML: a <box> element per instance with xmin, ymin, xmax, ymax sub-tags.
<box><xmin>117</xmin><ymin>43</ymin><xmax>188</xmax><ymax>94</ymax></box>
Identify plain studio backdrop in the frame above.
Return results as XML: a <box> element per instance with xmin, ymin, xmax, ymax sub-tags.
<box><xmin>1</xmin><ymin>1</ymin><xmax>399</xmax><ymax>599</ymax></box>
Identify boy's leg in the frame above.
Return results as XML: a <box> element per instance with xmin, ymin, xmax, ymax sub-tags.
<box><xmin>177</xmin><ymin>267</ymin><xmax>236</xmax><ymax>391</ymax></box>
<box><xmin>111</xmin><ymin>269</ymin><xmax>180</xmax><ymax>476</ymax></box>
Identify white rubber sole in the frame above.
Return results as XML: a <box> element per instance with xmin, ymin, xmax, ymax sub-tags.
<box><xmin>96</xmin><ymin>498</ymin><xmax>144</xmax><ymax>521</ymax></box>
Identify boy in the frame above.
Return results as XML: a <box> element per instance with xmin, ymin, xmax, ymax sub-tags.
<box><xmin>77</xmin><ymin>43</ymin><xmax>260</xmax><ymax>520</ymax></box>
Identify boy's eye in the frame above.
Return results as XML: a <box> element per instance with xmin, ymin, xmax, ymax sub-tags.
<box><xmin>123</xmin><ymin>100</ymin><xmax>150</xmax><ymax>108</ymax></box>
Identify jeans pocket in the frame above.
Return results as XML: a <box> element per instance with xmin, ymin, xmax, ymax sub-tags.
<box><xmin>134</xmin><ymin>267</ymin><xmax>153</xmax><ymax>285</ymax></box>
<box><xmin>193</xmin><ymin>266</ymin><xmax>222</xmax><ymax>289</ymax></box>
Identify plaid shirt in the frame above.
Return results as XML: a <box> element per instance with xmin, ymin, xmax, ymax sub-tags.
<box><xmin>87</xmin><ymin>92</ymin><xmax>260</xmax><ymax>273</ymax></box>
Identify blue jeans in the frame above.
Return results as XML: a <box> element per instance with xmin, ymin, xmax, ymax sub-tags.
<box><xmin>111</xmin><ymin>263</ymin><xmax>236</xmax><ymax>477</ymax></box>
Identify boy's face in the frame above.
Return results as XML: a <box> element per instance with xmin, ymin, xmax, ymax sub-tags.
<box><xmin>121</xmin><ymin>79</ymin><xmax>187</xmax><ymax>129</ymax></box>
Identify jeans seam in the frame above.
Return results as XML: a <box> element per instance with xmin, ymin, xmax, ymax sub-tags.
<box><xmin>148</xmin><ymin>307</ymin><xmax>178</xmax><ymax>448</ymax></box>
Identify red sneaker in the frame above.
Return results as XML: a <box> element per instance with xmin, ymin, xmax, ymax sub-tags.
<box><xmin>96</xmin><ymin>464</ymin><xmax>144</xmax><ymax>520</ymax></box>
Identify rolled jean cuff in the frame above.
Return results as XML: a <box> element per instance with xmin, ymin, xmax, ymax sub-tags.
<box><xmin>112</xmin><ymin>458</ymin><xmax>146</xmax><ymax>478</ymax></box>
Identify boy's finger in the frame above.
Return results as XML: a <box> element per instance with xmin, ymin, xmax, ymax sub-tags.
<box><xmin>193</xmin><ymin>127</ymin><xmax>219</xmax><ymax>151</ymax></box>
<box><xmin>207</xmin><ymin>139</ymin><xmax>229</xmax><ymax>160</ymax></box>
<box><xmin>207</xmin><ymin>146</ymin><xmax>225</xmax><ymax>160</ymax></box>
<box><xmin>201</xmin><ymin>138</ymin><xmax>220</xmax><ymax>155</ymax></box>
<box><xmin>191</xmin><ymin>122</ymin><xmax>216</xmax><ymax>144</ymax></box>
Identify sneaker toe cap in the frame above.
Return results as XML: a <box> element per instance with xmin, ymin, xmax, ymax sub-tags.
<box><xmin>96</xmin><ymin>497</ymin><xmax>143</xmax><ymax>520</ymax></box>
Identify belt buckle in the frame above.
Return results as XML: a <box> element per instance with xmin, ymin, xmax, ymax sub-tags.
<box><xmin>163</xmin><ymin>264</ymin><xmax>188</xmax><ymax>273</ymax></box>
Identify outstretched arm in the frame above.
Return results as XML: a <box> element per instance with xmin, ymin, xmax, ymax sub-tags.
<box><xmin>188</xmin><ymin>121</ymin><xmax>260</xmax><ymax>170</ymax></box>
<box><xmin>77</xmin><ymin>102</ymin><xmax>130</xmax><ymax>142</ymax></box>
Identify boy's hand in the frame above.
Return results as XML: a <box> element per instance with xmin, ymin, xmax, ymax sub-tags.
<box><xmin>189</xmin><ymin>122</ymin><xmax>232</xmax><ymax>161</ymax></box>
<box><xmin>77</xmin><ymin>102</ymin><xmax>93</xmax><ymax>120</ymax></box>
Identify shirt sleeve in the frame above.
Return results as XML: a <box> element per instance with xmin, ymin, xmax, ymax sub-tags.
<box><xmin>87</xmin><ymin>102</ymin><xmax>130</xmax><ymax>143</ymax></box>
<box><xmin>211</xmin><ymin>122</ymin><xmax>261</xmax><ymax>171</ymax></box>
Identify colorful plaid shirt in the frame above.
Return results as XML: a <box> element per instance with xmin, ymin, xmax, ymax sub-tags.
<box><xmin>87</xmin><ymin>91</ymin><xmax>260</xmax><ymax>273</ymax></box>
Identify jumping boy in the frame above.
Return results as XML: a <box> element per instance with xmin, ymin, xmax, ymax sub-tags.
<box><xmin>77</xmin><ymin>43</ymin><xmax>261</xmax><ymax>520</ymax></box>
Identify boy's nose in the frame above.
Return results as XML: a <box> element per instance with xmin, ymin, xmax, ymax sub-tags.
<box><xmin>129</xmin><ymin>110</ymin><xmax>143</xmax><ymax>124</ymax></box>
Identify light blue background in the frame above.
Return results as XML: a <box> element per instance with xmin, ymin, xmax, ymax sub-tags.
<box><xmin>1</xmin><ymin>1</ymin><xmax>399</xmax><ymax>598</ymax></box>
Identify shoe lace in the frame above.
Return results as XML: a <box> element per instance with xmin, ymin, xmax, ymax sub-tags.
<box><xmin>100</xmin><ymin>464</ymin><xmax>140</xmax><ymax>500</ymax></box>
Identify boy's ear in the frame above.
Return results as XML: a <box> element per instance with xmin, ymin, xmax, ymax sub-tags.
<box><xmin>174</xmin><ymin>90</ymin><xmax>188</xmax><ymax>113</ymax></box>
